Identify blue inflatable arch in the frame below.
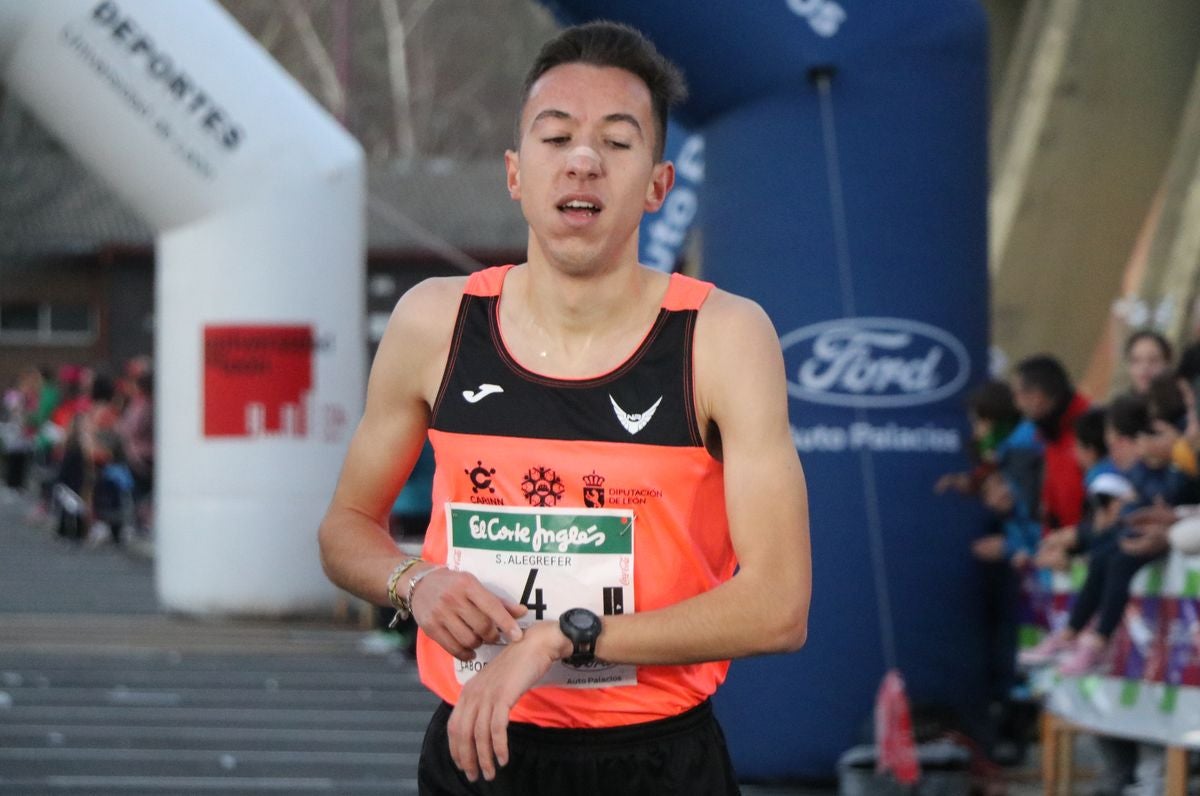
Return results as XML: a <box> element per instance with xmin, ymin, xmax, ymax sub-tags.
<box><xmin>547</xmin><ymin>0</ymin><xmax>990</xmax><ymax>779</ymax></box>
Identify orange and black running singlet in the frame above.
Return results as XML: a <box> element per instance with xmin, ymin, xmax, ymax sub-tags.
<box><xmin>417</xmin><ymin>264</ymin><xmax>736</xmax><ymax>728</ymax></box>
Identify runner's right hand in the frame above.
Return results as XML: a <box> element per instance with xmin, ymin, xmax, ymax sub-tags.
<box><xmin>410</xmin><ymin>568</ymin><xmax>527</xmax><ymax>661</ymax></box>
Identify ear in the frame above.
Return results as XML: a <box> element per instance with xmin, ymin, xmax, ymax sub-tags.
<box><xmin>644</xmin><ymin>160</ymin><xmax>675</xmax><ymax>213</ymax></box>
<box><xmin>504</xmin><ymin>150</ymin><xmax>521</xmax><ymax>201</ymax></box>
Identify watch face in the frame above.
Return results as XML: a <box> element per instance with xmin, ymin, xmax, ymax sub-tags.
<box><xmin>564</xmin><ymin>609</ymin><xmax>597</xmax><ymax>631</ymax></box>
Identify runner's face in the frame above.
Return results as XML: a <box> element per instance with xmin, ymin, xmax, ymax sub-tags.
<box><xmin>506</xmin><ymin>63</ymin><xmax>674</xmax><ymax>274</ymax></box>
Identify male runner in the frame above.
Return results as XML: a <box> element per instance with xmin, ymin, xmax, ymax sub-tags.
<box><xmin>318</xmin><ymin>21</ymin><xmax>811</xmax><ymax>795</ymax></box>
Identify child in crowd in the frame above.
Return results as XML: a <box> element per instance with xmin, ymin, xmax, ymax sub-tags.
<box><xmin>1036</xmin><ymin>396</ymin><xmax>1144</xmax><ymax>570</ymax></box>
<box><xmin>1024</xmin><ymin>381</ymin><xmax>1199</xmax><ymax>673</ymax></box>
<box><xmin>935</xmin><ymin>380</ymin><xmax>1032</xmax><ymax>497</ymax></box>
<box><xmin>977</xmin><ymin>471</ymin><xmax>1042</xmax><ymax>568</ymax></box>
<box><xmin>1128</xmin><ymin>376</ymin><xmax>1200</xmax><ymax>507</ymax></box>
<box><xmin>1144</xmin><ymin>373</ymin><xmax>1199</xmax><ymax>479</ymax></box>
<box><xmin>1020</xmin><ymin>473</ymin><xmax>1140</xmax><ymax>672</ymax></box>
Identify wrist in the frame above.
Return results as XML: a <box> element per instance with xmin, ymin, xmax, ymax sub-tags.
<box><xmin>385</xmin><ymin>557</ymin><xmax>423</xmax><ymax>617</ymax></box>
<box><xmin>529</xmin><ymin>620</ymin><xmax>574</xmax><ymax>659</ymax></box>
<box><xmin>404</xmin><ymin>563</ymin><xmax>443</xmax><ymax>616</ymax></box>
<box><xmin>384</xmin><ymin>559</ymin><xmax>442</xmax><ymax>628</ymax></box>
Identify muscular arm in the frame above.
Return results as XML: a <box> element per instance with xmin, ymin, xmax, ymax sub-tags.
<box><xmin>318</xmin><ymin>277</ymin><xmax>527</xmax><ymax>659</ymax></box>
<box><xmin>317</xmin><ymin>278</ymin><xmax>459</xmax><ymax>605</ymax></box>
<box><xmin>594</xmin><ymin>289</ymin><xmax>811</xmax><ymax>662</ymax></box>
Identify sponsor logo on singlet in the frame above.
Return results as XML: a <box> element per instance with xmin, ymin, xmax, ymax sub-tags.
<box><xmin>609</xmin><ymin>395</ymin><xmax>664</xmax><ymax>435</ymax></box>
<box><xmin>522</xmin><ymin>466</ymin><xmax>565</xmax><ymax>507</ymax></box>
<box><xmin>582</xmin><ymin>471</ymin><xmax>605</xmax><ymax>508</ymax></box>
<box><xmin>465</xmin><ymin>460</ymin><xmax>503</xmax><ymax>505</ymax></box>
<box><xmin>582</xmin><ymin>470</ymin><xmax>663</xmax><ymax>507</ymax></box>
<box><xmin>462</xmin><ymin>383</ymin><xmax>504</xmax><ymax>403</ymax></box>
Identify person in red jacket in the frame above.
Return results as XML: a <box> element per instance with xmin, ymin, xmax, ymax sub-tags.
<box><xmin>1011</xmin><ymin>355</ymin><xmax>1089</xmax><ymax>531</ymax></box>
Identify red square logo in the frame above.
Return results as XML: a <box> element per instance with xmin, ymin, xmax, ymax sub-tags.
<box><xmin>204</xmin><ymin>325</ymin><xmax>314</xmax><ymax>438</ymax></box>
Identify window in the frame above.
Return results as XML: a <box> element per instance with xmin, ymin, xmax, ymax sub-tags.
<box><xmin>0</xmin><ymin>303</ymin><xmax>38</xmax><ymax>333</ymax></box>
<box><xmin>0</xmin><ymin>302</ymin><xmax>96</xmax><ymax>345</ymax></box>
<box><xmin>49</xmin><ymin>304</ymin><xmax>91</xmax><ymax>334</ymax></box>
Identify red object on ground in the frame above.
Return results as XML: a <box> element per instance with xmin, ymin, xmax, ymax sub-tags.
<box><xmin>875</xmin><ymin>668</ymin><xmax>920</xmax><ymax>785</ymax></box>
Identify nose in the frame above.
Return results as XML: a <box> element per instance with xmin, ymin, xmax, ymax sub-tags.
<box><xmin>565</xmin><ymin>145</ymin><xmax>601</xmax><ymax>180</ymax></box>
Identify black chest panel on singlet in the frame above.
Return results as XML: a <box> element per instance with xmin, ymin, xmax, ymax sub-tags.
<box><xmin>431</xmin><ymin>294</ymin><xmax>702</xmax><ymax>447</ymax></box>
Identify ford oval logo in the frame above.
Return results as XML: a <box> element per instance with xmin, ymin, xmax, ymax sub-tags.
<box><xmin>780</xmin><ymin>318</ymin><xmax>971</xmax><ymax>408</ymax></box>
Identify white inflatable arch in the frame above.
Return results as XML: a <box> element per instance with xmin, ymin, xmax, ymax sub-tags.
<box><xmin>0</xmin><ymin>0</ymin><xmax>365</xmax><ymax>615</ymax></box>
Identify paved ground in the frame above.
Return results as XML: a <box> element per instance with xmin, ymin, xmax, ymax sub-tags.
<box><xmin>0</xmin><ymin>494</ymin><xmax>439</xmax><ymax>794</ymax></box>
<box><xmin>0</xmin><ymin>493</ymin><xmax>1056</xmax><ymax>795</ymax></box>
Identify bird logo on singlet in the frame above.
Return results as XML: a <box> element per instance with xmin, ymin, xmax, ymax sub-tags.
<box><xmin>609</xmin><ymin>395</ymin><xmax>663</xmax><ymax>435</ymax></box>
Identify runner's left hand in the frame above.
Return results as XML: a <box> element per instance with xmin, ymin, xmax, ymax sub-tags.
<box><xmin>446</xmin><ymin>621</ymin><xmax>572</xmax><ymax>783</ymax></box>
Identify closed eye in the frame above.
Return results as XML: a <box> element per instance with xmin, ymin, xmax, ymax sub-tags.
<box><xmin>542</xmin><ymin>136</ymin><xmax>570</xmax><ymax>146</ymax></box>
<box><xmin>607</xmin><ymin>140</ymin><xmax>631</xmax><ymax>150</ymax></box>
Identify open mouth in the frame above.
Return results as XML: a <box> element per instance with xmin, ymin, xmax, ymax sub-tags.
<box><xmin>557</xmin><ymin>199</ymin><xmax>602</xmax><ymax>218</ymax></box>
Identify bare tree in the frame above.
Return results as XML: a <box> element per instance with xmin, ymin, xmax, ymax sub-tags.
<box><xmin>220</xmin><ymin>0</ymin><xmax>558</xmax><ymax>162</ymax></box>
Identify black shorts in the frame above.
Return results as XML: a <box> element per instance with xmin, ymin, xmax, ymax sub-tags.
<box><xmin>417</xmin><ymin>699</ymin><xmax>741</xmax><ymax>796</ymax></box>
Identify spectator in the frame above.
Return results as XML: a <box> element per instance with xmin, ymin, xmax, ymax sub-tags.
<box><xmin>84</xmin><ymin>372</ymin><xmax>133</xmax><ymax>545</ymax></box>
<box><xmin>1011</xmin><ymin>355</ymin><xmax>1089</xmax><ymax>530</ymax></box>
<box><xmin>1127</xmin><ymin>377</ymin><xmax>1200</xmax><ymax>509</ymax></box>
<box><xmin>1123</xmin><ymin>330</ymin><xmax>1172</xmax><ymax>396</ymax></box>
<box><xmin>48</xmin><ymin>365</ymin><xmax>89</xmax><ymax>449</ymax></box>
<box><xmin>1020</xmin><ymin>473</ymin><xmax>1145</xmax><ymax>673</ymax></box>
<box><xmin>934</xmin><ymin>379</ymin><xmax>1032</xmax><ymax>497</ymax></box>
<box><xmin>1104</xmin><ymin>393</ymin><xmax>1149</xmax><ymax>474</ymax></box>
<box><xmin>935</xmin><ymin>380</ymin><xmax>1042</xmax><ymax>765</ymax></box>
<box><xmin>1032</xmin><ymin>380</ymin><xmax>1200</xmax><ymax>675</ymax></box>
<box><xmin>975</xmin><ymin>471</ymin><xmax>1042</xmax><ymax>569</ymax></box>
<box><xmin>1039</xmin><ymin>395</ymin><xmax>1153</xmax><ymax>565</ymax></box>
<box><xmin>1</xmin><ymin>368</ymin><xmax>39</xmax><ymax>497</ymax></box>
<box><xmin>1144</xmin><ymin>373</ymin><xmax>1199</xmax><ymax>478</ymax></box>
<box><xmin>116</xmin><ymin>367</ymin><xmax>153</xmax><ymax>533</ymax></box>
<box><xmin>1072</xmin><ymin>407</ymin><xmax>1111</xmax><ymax>482</ymax></box>
<box><xmin>24</xmin><ymin>365</ymin><xmax>61</xmax><ymax>525</ymax></box>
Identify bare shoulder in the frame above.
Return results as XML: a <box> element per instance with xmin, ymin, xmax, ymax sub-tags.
<box><xmin>391</xmin><ymin>276</ymin><xmax>468</xmax><ymax>336</ymax></box>
<box><xmin>694</xmin><ymin>287</ymin><xmax>780</xmax><ymax>356</ymax></box>
<box><xmin>693</xmin><ymin>287</ymin><xmax>787</xmax><ymax>426</ymax></box>
<box><xmin>379</xmin><ymin>276</ymin><xmax>467</xmax><ymax>356</ymax></box>
<box><xmin>369</xmin><ymin>276</ymin><xmax>468</xmax><ymax>408</ymax></box>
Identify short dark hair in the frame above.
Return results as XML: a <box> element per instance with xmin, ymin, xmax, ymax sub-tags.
<box><xmin>967</xmin><ymin>380</ymin><xmax>1020</xmax><ymax>425</ymax></box>
<box><xmin>1107</xmin><ymin>392</ymin><xmax>1151</xmax><ymax>438</ymax></box>
<box><xmin>519</xmin><ymin>21</ymin><xmax>687</xmax><ymax>162</ymax></box>
<box><xmin>1074</xmin><ymin>407</ymin><xmax>1108</xmax><ymax>457</ymax></box>
<box><xmin>1014</xmin><ymin>354</ymin><xmax>1073</xmax><ymax>403</ymax></box>
<box><xmin>1124</xmin><ymin>329</ymin><xmax>1173</xmax><ymax>362</ymax></box>
<box><xmin>1146</xmin><ymin>373</ymin><xmax>1188</xmax><ymax>426</ymax></box>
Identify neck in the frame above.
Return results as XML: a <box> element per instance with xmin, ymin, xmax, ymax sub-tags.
<box><xmin>498</xmin><ymin>246</ymin><xmax>669</xmax><ymax>376</ymax></box>
<box><xmin>518</xmin><ymin>233</ymin><xmax>650</xmax><ymax>337</ymax></box>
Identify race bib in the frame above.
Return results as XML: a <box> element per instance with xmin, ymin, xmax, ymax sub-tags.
<box><xmin>445</xmin><ymin>503</ymin><xmax>636</xmax><ymax>689</ymax></box>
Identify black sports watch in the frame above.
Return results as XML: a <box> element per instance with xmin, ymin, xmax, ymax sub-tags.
<box><xmin>559</xmin><ymin>608</ymin><xmax>602</xmax><ymax>666</ymax></box>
